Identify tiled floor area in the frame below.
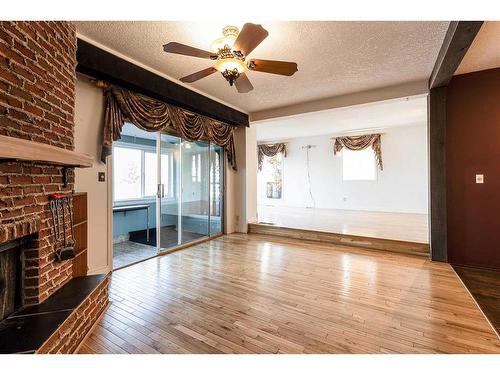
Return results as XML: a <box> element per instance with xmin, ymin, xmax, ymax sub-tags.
<box><xmin>113</xmin><ymin>241</ymin><xmax>157</xmax><ymax>270</ymax></box>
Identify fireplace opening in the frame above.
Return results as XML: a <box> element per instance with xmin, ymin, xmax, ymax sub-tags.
<box><xmin>0</xmin><ymin>239</ymin><xmax>22</xmax><ymax>322</ymax></box>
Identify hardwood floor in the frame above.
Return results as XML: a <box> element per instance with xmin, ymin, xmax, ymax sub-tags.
<box><xmin>258</xmin><ymin>205</ymin><xmax>429</xmax><ymax>243</ymax></box>
<box><xmin>77</xmin><ymin>234</ymin><xmax>500</xmax><ymax>354</ymax></box>
<box><xmin>453</xmin><ymin>265</ymin><xmax>500</xmax><ymax>336</ymax></box>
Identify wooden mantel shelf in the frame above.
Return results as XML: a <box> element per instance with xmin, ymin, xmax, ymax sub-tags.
<box><xmin>0</xmin><ymin>135</ymin><xmax>93</xmax><ymax>168</ymax></box>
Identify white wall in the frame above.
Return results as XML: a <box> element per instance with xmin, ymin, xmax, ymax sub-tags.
<box><xmin>257</xmin><ymin>123</ymin><xmax>428</xmax><ymax>214</ymax></box>
<box><xmin>74</xmin><ymin>76</ymin><xmax>111</xmax><ymax>274</ymax></box>
<box><xmin>245</xmin><ymin>124</ymin><xmax>258</xmax><ymax>224</ymax></box>
<box><xmin>225</xmin><ymin>126</ymin><xmax>247</xmax><ymax>233</ymax></box>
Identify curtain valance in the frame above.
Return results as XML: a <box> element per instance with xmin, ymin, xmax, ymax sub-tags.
<box><xmin>257</xmin><ymin>143</ymin><xmax>287</xmax><ymax>171</ymax></box>
<box><xmin>333</xmin><ymin>134</ymin><xmax>383</xmax><ymax>170</ymax></box>
<box><xmin>101</xmin><ymin>86</ymin><xmax>238</xmax><ymax>170</ymax></box>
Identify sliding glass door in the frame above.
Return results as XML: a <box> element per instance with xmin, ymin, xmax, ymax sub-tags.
<box><xmin>112</xmin><ymin>124</ymin><xmax>224</xmax><ymax>269</ymax></box>
<box><xmin>157</xmin><ymin>134</ymin><xmax>223</xmax><ymax>252</ymax></box>
<box><xmin>209</xmin><ymin>144</ymin><xmax>223</xmax><ymax>236</ymax></box>
<box><xmin>180</xmin><ymin>140</ymin><xmax>210</xmax><ymax>244</ymax></box>
<box><xmin>157</xmin><ymin>134</ymin><xmax>181</xmax><ymax>249</ymax></box>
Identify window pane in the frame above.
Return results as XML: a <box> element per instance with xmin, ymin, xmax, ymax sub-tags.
<box><xmin>144</xmin><ymin>152</ymin><xmax>157</xmax><ymax>197</ymax></box>
<box><xmin>197</xmin><ymin>153</ymin><xmax>201</xmax><ymax>182</ymax></box>
<box><xmin>160</xmin><ymin>154</ymin><xmax>170</xmax><ymax>196</ymax></box>
<box><xmin>191</xmin><ymin>154</ymin><xmax>196</xmax><ymax>182</ymax></box>
<box><xmin>342</xmin><ymin>148</ymin><xmax>376</xmax><ymax>181</ymax></box>
<box><xmin>261</xmin><ymin>154</ymin><xmax>283</xmax><ymax>199</ymax></box>
<box><xmin>113</xmin><ymin>147</ymin><xmax>142</xmax><ymax>200</ymax></box>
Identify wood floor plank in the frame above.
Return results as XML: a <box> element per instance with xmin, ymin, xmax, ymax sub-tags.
<box><xmin>77</xmin><ymin>233</ymin><xmax>500</xmax><ymax>354</ymax></box>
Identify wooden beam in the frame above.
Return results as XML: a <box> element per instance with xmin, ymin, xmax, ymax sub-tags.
<box><xmin>76</xmin><ymin>38</ymin><xmax>249</xmax><ymax>127</ymax></box>
<box><xmin>429</xmin><ymin>21</ymin><xmax>483</xmax><ymax>89</ymax></box>
<box><xmin>0</xmin><ymin>134</ymin><xmax>93</xmax><ymax>168</ymax></box>
<box><xmin>428</xmin><ymin>87</ymin><xmax>447</xmax><ymax>261</ymax></box>
<box><xmin>427</xmin><ymin>21</ymin><xmax>482</xmax><ymax>261</ymax></box>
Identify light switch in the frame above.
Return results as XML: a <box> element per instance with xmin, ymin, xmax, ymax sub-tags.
<box><xmin>475</xmin><ymin>174</ymin><xmax>484</xmax><ymax>184</ymax></box>
<box><xmin>98</xmin><ymin>172</ymin><xmax>106</xmax><ymax>182</ymax></box>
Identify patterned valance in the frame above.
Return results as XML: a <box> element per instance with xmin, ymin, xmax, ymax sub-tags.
<box><xmin>101</xmin><ymin>86</ymin><xmax>238</xmax><ymax>170</ymax></box>
<box><xmin>258</xmin><ymin>143</ymin><xmax>287</xmax><ymax>171</ymax></box>
<box><xmin>333</xmin><ymin>134</ymin><xmax>383</xmax><ymax>170</ymax></box>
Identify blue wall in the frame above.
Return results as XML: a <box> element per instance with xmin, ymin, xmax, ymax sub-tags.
<box><xmin>113</xmin><ymin>200</ymin><xmax>157</xmax><ymax>237</ymax></box>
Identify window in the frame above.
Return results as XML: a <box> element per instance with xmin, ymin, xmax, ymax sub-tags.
<box><xmin>191</xmin><ymin>153</ymin><xmax>202</xmax><ymax>182</ymax></box>
<box><xmin>342</xmin><ymin>148</ymin><xmax>377</xmax><ymax>181</ymax></box>
<box><xmin>113</xmin><ymin>145</ymin><xmax>173</xmax><ymax>201</ymax></box>
<box><xmin>260</xmin><ymin>153</ymin><xmax>283</xmax><ymax>199</ymax></box>
<box><xmin>144</xmin><ymin>151</ymin><xmax>158</xmax><ymax>197</ymax></box>
<box><xmin>113</xmin><ymin>147</ymin><xmax>142</xmax><ymax>200</ymax></box>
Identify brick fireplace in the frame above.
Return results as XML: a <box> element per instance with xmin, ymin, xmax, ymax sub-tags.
<box><xmin>0</xmin><ymin>21</ymin><xmax>76</xmax><ymax>306</ymax></box>
<box><xmin>0</xmin><ymin>21</ymin><xmax>108</xmax><ymax>353</ymax></box>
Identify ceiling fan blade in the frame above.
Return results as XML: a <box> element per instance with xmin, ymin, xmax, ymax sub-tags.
<box><xmin>248</xmin><ymin>59</ymin><xmax>298</xmax><ymax>76</ymax></box>
<box><xmin>235</xmin><ymin>72</ymin><xmax>253</xmax><ymax>93</ymax></box>
<box><xmin>163</xmin><ymin>42</ymin><xmax>215</xmax><ymax>59</ymax></box>
<box><xmin>233</xmin><ymin>23</ymin><xmax>269</xmax><ymax>57</ymax></box>
<box><xmin>180</xmin><ymin>67</ymin><xmax>217</xmax><ymax>83</ymax></box>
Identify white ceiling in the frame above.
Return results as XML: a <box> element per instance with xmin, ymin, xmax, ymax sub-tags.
<box><xmin>255</xmin><ymin>95</ymin><xmax>427</xmax><ymax>142</ymax></box>
<box><xmin>75</xmin><ymin>21</ymin><xmax>449</xmax><ymax>114</ymax></box>
<box><xmin>456</xmin><ymin>21</ymin><xmax>500</xmax><ymax>75</ymax></box>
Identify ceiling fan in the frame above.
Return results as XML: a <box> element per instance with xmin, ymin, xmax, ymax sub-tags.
<box><xmin>162</xmin><ymin>23</ymin><xmax>298</xmax><ymax>93</ymax></box>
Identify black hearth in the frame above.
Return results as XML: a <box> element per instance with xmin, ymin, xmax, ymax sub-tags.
<box><xmin>0</xmin><ymin>239</ymin><xmax>22</xmax><ymax>322</ymax></box>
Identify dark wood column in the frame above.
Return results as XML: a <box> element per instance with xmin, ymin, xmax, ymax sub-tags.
<box><xmin>428</xmin><ymin>87</ymin><xmax>447</xmax><ymax>261</ymax></box>
<box><xmin>427</xmin><ymin>21</ymin><xmax>482</xmax><ymax>261</ymax></box>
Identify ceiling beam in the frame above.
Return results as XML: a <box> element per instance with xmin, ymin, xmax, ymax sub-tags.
<box><xmin>250</xmin><ymin>80</ymin><xmax>428</xmax><ymax>122</ymax></box>
<box><xmin>76</xmin><ymin>38</ymin><xmax>249</xmax><ymax>127</ymax></box>
<box><xmin>429</xmin><ymin>21</ymin><xmax>483</xmax><ymax>89</ymax></box>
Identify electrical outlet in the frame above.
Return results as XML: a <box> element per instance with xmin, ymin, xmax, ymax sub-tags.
<box><xmin>475</xmin><ymin>174</ymin><xmax>484</xmax><ymax>184</ymax></box>
<box><xmin>343</xmin><ymin>197</ymin><xmax>347</xmax><ymax>202</ymax></box>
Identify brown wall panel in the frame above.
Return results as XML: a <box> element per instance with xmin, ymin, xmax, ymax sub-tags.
<box><xmin>446</xmin><ymin>68</ymin><xmax>500</xmax><ymax>270</ymax></box>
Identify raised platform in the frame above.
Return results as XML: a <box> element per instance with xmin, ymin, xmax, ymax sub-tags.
<box><xmin>248</xmin><ymin>223</ymin><xmax>430</xmax><ymax>257</ymax></box>
<box><xmin>0</xmin><ymin>274</ymin><xmax>109</xmax><ymax>354</ymax></box>
<box><xmin>257</xmin><ymin>206</ymin><xmax>429</xmax><ymax>244</ymax></box>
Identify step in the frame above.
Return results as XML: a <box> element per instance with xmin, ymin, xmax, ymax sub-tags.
<box><xmin>248</xmin><ymin>223</ymin><xmax>430</xmax><ymax>257</ymax></box>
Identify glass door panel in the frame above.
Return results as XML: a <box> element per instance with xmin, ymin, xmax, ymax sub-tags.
<box><xmin>158</xmin><ymin>133</ymin><xmax>181</xmax><ymax>250</ymax></box>
<box><xmin>209</xmin><ymin>144</ymin><xmax>223</xmax><ymax>235</ymax></box>
<box><xmin>180</xmin><ymin>140</ymin><xmax>210</xmax><ymax>244</ymax></box>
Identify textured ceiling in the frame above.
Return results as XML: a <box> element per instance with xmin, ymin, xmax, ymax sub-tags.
<box><xmin>456</xmin><ymin>21</ymin><xmax>500</xmax><ymax>75</ymax></box>
<box><xmin>255</xmin><ymin>96</ymin><xmax>427</xmax><ymax>142</ymax></box>
<box><xmin>75</xmin><ymin>21</ymin><xmax>449</xmax><ymax>113</ymax></box>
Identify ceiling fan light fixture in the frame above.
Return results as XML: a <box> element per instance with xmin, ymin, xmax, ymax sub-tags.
<box><xmin>214</xmin><ymin>57</ymin><xmax>246</xmax><ymax>74</ymax></box>
<box><xmin>209</xmin><ymin>25</ymin><xmax>239</xmax><ymax>53</ymax></box>
<box><xmin>215</xmin><ymin>56</ymin><xmax>246</xmax><ymax>86</ymax></box>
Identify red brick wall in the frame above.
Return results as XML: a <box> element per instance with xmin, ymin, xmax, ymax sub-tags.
<box><xmin>0</xmin><ymin>21</ymin><xmax>77</xmax><ymax>305</ymax></box>
<box><xmin>37</xmin><ymin>276</ymin><xmax>110</xmax><ymax>354</ymax></box>
<box><xmin>0</xmin><ymin>21</ymin><xmax>76</xmax><ymax>149</ymax></box>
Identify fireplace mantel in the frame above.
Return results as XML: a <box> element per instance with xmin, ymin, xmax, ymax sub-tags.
<box><xmin>0</xmin><ymin>135</ymin><xmax>93</xmax><ymax>168</ymax></box>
